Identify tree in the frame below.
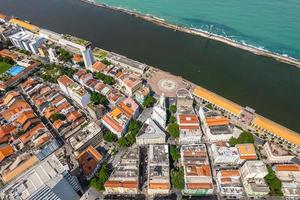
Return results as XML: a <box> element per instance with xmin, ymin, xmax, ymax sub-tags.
<box><xmin>265</xmin><ymin>165</ymin><xmax>283</xmax><ymax>196</ymax></box>
<box><xmin>170</xmin><ymin>145</ymin><xmax>180</xmax><ymax>161</ymax></box>
<box><xmin>50</xmin><ymin>113</ymin><xmax>66</xmax><ymax>121</ymax></box>
<box><xmin>59</xmin><ymin>48</ymin><xmax>72</xmax><ymax>62</ymax></box>
<box><xmin>229</xmin><ymin>131</ymin><xmax>254</xmax><ymax>146</ymax></box>
<box><xmin>89</xmin><ymin>162</ymin><xmax>110</xmax><ymax>191</ymax></box>
<box><xmin>118</xmin><ymin>120</ymin><xmax>142</xmax><ymax>148</ymax></box>
<box><xmin>94</xmin><ymin>72</ymin><xmax>115</xmax><ymax>85</ymax></box>
<box><xmin>168</xmin><ymin>123</ymin><xmax>180</xmax><ymax>138</ymax></box>
<box><xmin>103</xmin><ymin>131</ymin><xmax>117</xmax><ymax>142</ymax></box>
<box><xmin>171</xmin><ymin>168</ymin><xmax>185</xmax><ymax>190</ymax></box>
<box><xmin>168</xmin><ymin>116</ymin><xmax>177</xmax><ymax>124</ymax></box>
<box><xmin>143</xmin><ymin>95</ymin><xmax>155</xmax><ymax>108</ymax></box>
<box><xmin>91</xmin><ymin>91</ymin><xmax>108</xmax><ymax>105</ymax></box>
<box><xmin>169</xmin><ymin>105</ymin><xmax>177</xmax><ymax>114</ymax></box>
<box><xmin>101</xmin><ymin>58</ymin><xmax>112</xmax><ymax>66</ymax></box>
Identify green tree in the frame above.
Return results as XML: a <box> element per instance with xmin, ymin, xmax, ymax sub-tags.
<box><xmin>94</xmin><ymin>72</ymin><xmax>115</xmax><ymax>85</ymax></box>
<box><xmin>91</xmin><ymin>91</ymin><xmax>108</xmax><ymax>105</ymax></box>
<box><xmin>118</xmin><ymin>120</ymin><xmax>142</xmax><ymax>148</ymax></box>
<box><xmin>168</xmin><ymin>123</ymin><xmax>180</xmax><ymax>138</ymax></box>
<box><xmin>143</xmin><ymin>95</ymin><xmax>155</xmax><ymax>108</ymax></box>
<box><xmin>229</xmin><ymin>131</ymin><xmax>254</xmax><ymax>146</ymax></box>
<box><xmin>265</xmin><ymin>165</ymin><xmax>283</xmax><ymax>196</ymax></box>
<box><xmin>170</xmin><ymin>145</ymin><xmax>180</xmax><ymax>161</ymax></box>
<box><xmin>103</xmin><ymin>132</ymin><xmax>117</xmax><ymax>142</ymax></box>
<box><xmin>171</xmin><ymin>168</ymin><xmax>185</xmax><ymax>190</ymax></box>
<box><xmin>89</xmin><ymin>162</ymin><xmax>110</xmax><ymax>191</ymax></box>
<box><xmin>101</xmin><ymin>58</ymin><xmax>112</xmax><ymax>65</ymax></box>
<box><xmin>50</xmin><ymin>113</ymin><xmax>66</xmax><ymax>121</ymax></box>
<box><xmin>169</xmin><ymin>105</ymin><xmax>177</xmax><ymax>113</ymax></box>
<box><xmin>59</xmin><ymin>48</ymin><xmax>72</xmax><ymax>62</ymax></box>
<box><xmin>168</xmin><ymin>116</ymin><xmax>177</xmax><ymax>124</ymax></box>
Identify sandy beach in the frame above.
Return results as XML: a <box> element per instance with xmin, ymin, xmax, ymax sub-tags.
<box><xmin>81</xmin><ymin>0</ymin><xmax>300</xmax><ymax>68</ymax></box>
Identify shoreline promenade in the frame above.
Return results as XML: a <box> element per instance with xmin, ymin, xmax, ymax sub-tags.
<box><xmin>81</xmin><ymin>0</ymin><xmax>300</xmax><ymax>68</ymax></box>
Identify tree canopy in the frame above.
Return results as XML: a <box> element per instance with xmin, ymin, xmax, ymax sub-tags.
<box><xmin>59</xmin><ymin>48</ymin><xmax>72</xmax><ymax>62</ymax></box>
<box><xmin>171</xmin><ymin>167</ymin><xmax>185</xmax><ymax>190</ymax></box>
<box><xmin>94</xmin><ymin>72</ymin><xmax>115</xmax><ymax>85</ymax></box>
<box><xmin>118</xmin><ymin>120</ymin><xmax>142</xmax><ymax>148</ymax></box>
<box><xmin>169</xmin><ymin>105</ymin><xmax>177</xmax><ymax>114</ymax></box>
<box><xmin>167</xmin><ymin>123</ymin><xmax>180</xmax><ymax>138</ymax></box>
<box><xmin>103</xmin><ymin>131</ymin><xmax>117</xmax><ymax>143</ymax></box>
<box><xmin>265</xmin><ymin>165</ymin><xmax>283</xmax><ymax>196</ymax></box>
<box><xmin>229</xmin><ymin>131</ymin><xmax>254</xmax><ymax>146</ymax></box>
<box><xmin>91</xmin><ymin>91</ymin><xmax>108</xmax><ymax>105</ymax></box>
<box><xmin>170</xmin><ymin>145</ymin><xmax>180</xmax><ymax>161</ymax></box>
<box><xmin>143</xmin><ymin>95</ymin><xmax>155</xmax><ymax>108</ymax></box>
<box><xmin>50</xmin><ymin>113</ymin><xmax>66</xmax><ymax>122</ymax></box>
<box><xmin>89</xmin><ymin>162</ymin><xmax>110</xmax><ymax>191</ymax></box>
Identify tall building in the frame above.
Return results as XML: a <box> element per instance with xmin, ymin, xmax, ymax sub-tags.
<box><xmin>9</xmin><ymin>30</ymin><xmax>45</xmax><ymax>54</ymax></box>
<box><xmin>0</xmin><ymin>154</ymin><xmax>82</xmax><ymax>200</ymax></box>
<box><xmin>81</xmin><ymin>46</ymin><xmax>94</xmax><ymax>68</ymax></box>
<box><xmin>151</xmin><ymin>94</ymin><xmax>167</xmax><ymax>129</ymax></box>
<box><xmin>48</xmin><ymin>48</ymin><xmax>59</xmax><ymax>63</ymax></box>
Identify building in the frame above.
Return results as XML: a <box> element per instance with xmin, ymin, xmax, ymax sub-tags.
<box><xmin>59</xmin><ymin>34</ymin><xmax>94</xmax><ymax>68</ymax></box>
<box><xmin>69</xmin><ymin>122</ymin><xmax>102</xmax><ymax>151</ymax></box>
<box><xmin>107</xmin><ymin>52</ymin><xmax>147</xmax><ymax>74</ymax></box>
<box><xmin>274</xmin><ymin>164</ymin><xmax>300</xmax><ymax>198</ymax></box>
<box><xmin>0</xmin><ymin>13</ymin><xmax>7</xmax><ymax>23</ymax></box>
<box><xmin>236</xmin><ymin>144</ymin><xmax>257</xmax><ymax>161</ymax></box>
<box><xmin>181</xmin><ymin>144</ymin><xmax>213</xmax><ymax>196</ymax></box>
<box><xmin>240</xmin><ymin>160</ymin><xmax>269</xmax><ymax>198</ymax></box>
<box><xmin>9</xmin><ymin>18</ymin><xmax>40</xmax><ymax>33</ymax></box>
<box><xmin>263</xmin><ymin>142</ymin><xmax>294</xmax><ymax>164</ymax></box>
<box><xmin>136</xmin><ymin>118</ymin><xmax>166</xmax><ymax>146</ymax></box>
<box><xmin>102</xmin><ymin>97</ymin><xmax>139</xmax><ymax>138</ymax></box>
<box><xmin>57</xmin><ymin>75</ymin><xmax>90</xmax><ymax>108</ymax></box>
<box><xmin>48</xmin><ymin>47</ymin><xmax>59</xmax><ymax>63</ymax></box>
<box><xmin>178</xmin><ymin>114</ymin><xmax>202</xmax><ymax>144</ymax></box>
<box><xmin>104</xmin><ymin>145</ymin><xmax>140</xmax><ymax>194</ymax></box>
<box><xmin>193</xmin><ymin>87</ymin><xmax>300</xmax><ymax>152</ymax></box>
<box><xmin>9</xmin><ymin>30</ymin><xmax>45</xmax><ymax>54</ymax></box>
<box><xmin>211</xmin><ymin>143</ymin><xmax>240</xmax><ymax>166</ymax></box>
<box><xmin>133</xmin><ymin>86</ymin><xmax>150</xmax><ymax>105</ymax></box>
<box><xmin>176</xmin><ymin>89</ymin><xmax>202</xmax><ymax>144</ymax></box>
<box><xmin>151</xmin><ymin>94</ymin><xmax>167</xmax><ymax>129</ymax></box>
<box><xmin>77</xmin><ymin>146</ymin><xmax>103</xmax><ymax>180</ymax></box>
<box><xmin>148</xmin><ymin>144</ymin><xmax>170</xmax><ymax>195</ymax></box>
<box><xmin>216</xmin><ymin>170</ymin><xmax>244</xmax><ymax>199</ymax></box>
<box><xmin>199</xmin><ymin>108</ymin><xmax>233</xmax><ymax>142</ymax></box>
<box><xmin>118</xmin><ymin>73</ymin><xmax>143</xmax><ymax>96</ymax></box>
<box><xmin>0</xmin><ymin>154</ymin><xmax>81</xmax><ymax>200</ymax></box>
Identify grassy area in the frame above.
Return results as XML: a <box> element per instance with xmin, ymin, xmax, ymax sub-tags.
<box><xmin>39</xmin><ymin>64</ymin><xmax>77</xmax><ymax>83</ymax></box>
<box><xmin>0</xmin><ymin>62</ymin><xmax>12</xmax><ymax>74</ymax></box>
<box><xmin>229</xmin><ymin>131</ymin><xmax>254</xmax><ymax>146</ymax></box>
<box><xmin>93</xmin><ymin>48</ymin><xmax>108</xmax><ymax>59</ymax></box>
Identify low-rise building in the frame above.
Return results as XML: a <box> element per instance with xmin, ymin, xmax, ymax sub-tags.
<box><xmin>216</xmin><ymin>169</ymin><xmax>244</xmax><ymax>199</ymax></box>
<box><xmin>136</xmin><ymin>118</ymin><xmax>166</xmax><ymax>146</ymax></box>
<box><xmin>199</xmin><ymin>108</ymin><xmax>233</xmax><ymax>142</ymax></box>
<box><xmin>118</xmin><ymin>73</ymin><xmax>143</xmax><ymax>96</ymax></box>
<box><xmin>240</xmin><ymin>160</ymin><xmax>269</xmax><ymax>198</ymax></box>
<box><xmin>274</xmin><ymin>164</ymin><xmax>300</xmax><ymax>198</ymax></box>
<box><xmin>102</xmin><ymin>97</ymin><xmax>139</xmax><ymax>138</ymax></box>
<box><xmin>181</xmin><ymin>144</ymin><xmax>214</xmax><ymax>196</ymax></box>
<box><xmin>133</xmin><ymin>86</ymin><xmax>150</xmax><ymax>105</ymax></box>
<box><xmin>211</xmin><ymin>143</ymin><xmax>240</xmax><ymax>166</ymax></box>
<box><xmin>148</xmin><ymin>144</ymin><xmax>170</xmax><ymax>195</ymax></box>
<box><xmin>77</xmin><ymin>146</ymin><xmax>103</xmax><ymax>180</ymax></box>
<box><xmin>58</xmin><ymin>75</ymin><xmax>90</xmax><ymax>108</ymax></box>
<box><xmin>264</xmin><ymin>142</ymin><xmax>294</xmax><ymax>164</ymax></box>
<box><xmin>236</xmin><ymin>143</ymin><xmax>257</xmax><ymax>161</ymax></box>
<box><xmin>104</xmin><ymin>145</ymin><xmax>140</xmax><ymax>194</ymax></box>
<box><xmin>178</xmin><ymin>114</ymin><xmax>202</xmax><ymax>145</ymax></box>
<box><xmin>151</xmin><ymin>94</ymin><xmax>167</xmax><ymax>129</ymax></box>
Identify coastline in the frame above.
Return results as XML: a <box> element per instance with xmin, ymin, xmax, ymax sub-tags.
<box><xmin>81</xmin><ymin>0</ymin><xmax>300</xmax><ymax>68</ymax></box>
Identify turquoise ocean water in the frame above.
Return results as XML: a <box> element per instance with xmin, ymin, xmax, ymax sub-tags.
<box><xmin>95</xmin><ymin>0</ymin><xmax>300</xmax><ymax>60</ymax></box>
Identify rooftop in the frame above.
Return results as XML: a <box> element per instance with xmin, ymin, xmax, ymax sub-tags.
<box><xmin>62</xmin><ymin>34</ymin><xmax>90</xmax><ymax>46</ymax></box>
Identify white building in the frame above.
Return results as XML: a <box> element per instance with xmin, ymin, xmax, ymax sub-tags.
<box><xmin>57</xmin><ymin>75</ymin><xmax>90</xmax><ymax>108</ymax></box>
<box><xmin>151</xmin><ymin>94</ymin><xmax>167</xmax><ymax>129</ymax></box>
<box><xmin>263</xmin><ymin>142</ymin><xmax>294</xmax><ymax>164</ymax></box>
<box><xmin>136</xmin><ymin>118</ymin><xmax>166</xmax><ymax>146</ymax></box>
<box><xmin>9</xmin><ymin>30</ymin><xmax>45</xmax><ymax>54</ymax></box>
<box><xmin>199</xmin><ymin>107</ymin><xmax>233</xmax><ymax>142</ymax></box>
<box><xmin>48</xmin><ymin>48</ymin><xmax>59</xmax><ymax>63</ymax></box>
<box><xmin>211</xmin><ymin>144</ymin><xmax>240</xmax><ymax>166</ymax></box>
<box><xmin>0</xmin><ymin>154</ymin><xmax>81</xmax><ymax>200</ymax></box>
<box><xmin>274</xmin><ymin>164</ymin><xmax>300</xmax><ymax>198</ymax></box>
<box><xmin>178</xmin><ymin>114</ymin><xmax>202</xmax><ymax>144</ymax></box>
<box><xmin>240</xmin><ymin>160</ymin><xmax>269</xmax><ymax>198</ymax></box>
<box><xmin>216</xmin><ymin>170</ymin><xmax>244</xmax><ymax>199</ymax></box>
